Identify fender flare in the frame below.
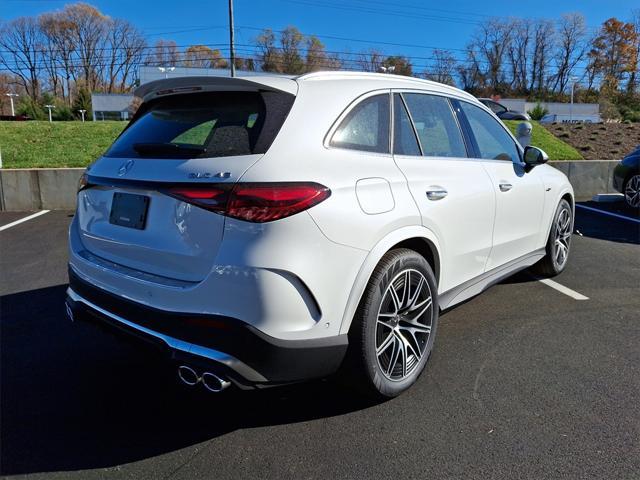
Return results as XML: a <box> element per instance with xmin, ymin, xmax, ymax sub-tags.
<box><xmin>543</xmin><ymin>185</ymin><xmax>575</xmax><ymax>241</ymax></box>
<box><xmin>338</xmin><ymin>225</ymin><xmax>442</xmax><ymax>335</ymax></box>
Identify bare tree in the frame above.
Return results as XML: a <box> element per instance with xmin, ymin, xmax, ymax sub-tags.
<box><xmin>0</xmin><ymin>17</ymin><xmax>42</xmax><ymax>100</ymax></box>
<box><xmin>147</xmin><ymin>39</ymin><xmax>179</xmax><ymax>67</ymax></box>
<box><xmin>457</xmin><ymin>47</ymin><xmax>485</xmax><ymax>91</ymax></box>
<box><xmin>472</xmin><ymin>18</ymin><xmax>512</xmax><ymax>91</ymax></box>
<box><xmin>551</xmin><ymin>13</ymin><xmax>586</xmax><ymax>93</ymax></box>
<box><xmin>425</xmin><ymin>49</ymin><xmax>457</xmax><ymax>85</ymax></box>
<box><xmin>627</xmin><ymin>9</ymin><xmax>640</xmax><ymax>93</ymax></box>
<box><xmin>305</xmin><ymin>35</ymin><xmax>340</xmax><ymax>71</ymax></box>
<box><xmin>255</xmin><ymin>29</ymin><xmax>281</xmax><ymax>72</ymax></box>
<box><xmin>184</xmin><ymin>45</ymin><xmax>226</xmax><ymax>69</ymax></box>
<box><xmin>279</xmin><ymin>26</ymin><xmax>305</xmax><ymax>74</ymax></box>
<box><xmin>507</xmin><ymin>18</ymin><xmax>531</xmax><ymax>93</ymax></box>
<box><xmin>39</xmin><ymin>12</ymin><xmax>77</xmax><ymax>104</ymax></box>
<box><xmin>65</xmin><ymin>3</ymin><xmax>108</xmax><ymax>91</ymax></box>
<box><xmin>529</xmin><ymin>19</ymin><xmax>555</xmax><ymax>93</ymax></box>
<box><xmin>357</xmin><ymin>49</ymin><xmax>384</xmax><ymax>72</ymax></box>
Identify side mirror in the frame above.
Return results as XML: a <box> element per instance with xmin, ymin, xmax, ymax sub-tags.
<box><xmin>523</xmin><ymin>146</ymin><xmax>549</xmax><ymax>172</ymax></box>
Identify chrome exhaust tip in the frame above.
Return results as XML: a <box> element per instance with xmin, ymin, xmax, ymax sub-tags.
<box><xmin>177</xmin><ymin>366</ymin><xmax>231</xmax><ymax>392</ymax></box>
<box><xmin>65</xmin><ymin>302</ymin><xmax>74</xmax><ymax>322</ymax></box>
<box><xmin>201</xmin><ymin>372</ymin><xmax>231</xmax><ymax>392</ymax></box>
<box><xmin>177</xmin><ymin>365</ymin><xmax>200</xmax><ymax>386</ymax></box>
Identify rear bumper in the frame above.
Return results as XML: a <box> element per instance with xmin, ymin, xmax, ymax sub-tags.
<box><xmin>66</xmin><ymin>267</ymin><xmax>348</xmax><ymax>388</ymax></box>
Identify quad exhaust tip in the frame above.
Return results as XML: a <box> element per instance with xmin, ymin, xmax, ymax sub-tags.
<box><xmin>178</xmin><ymin>365</ymin><xmax>231</xmax><ymax>392</ymax></box>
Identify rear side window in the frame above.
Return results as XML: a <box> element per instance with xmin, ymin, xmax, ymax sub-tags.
<box><xmin>105</xmin><ymin>91</ymin><xmax>294</xmax><ymax>159</ymax></box>
<box><xmin>330</xmin><ymin>94</ymin><xmax>390</xmax><ymax>154</ymax></box>
<box><xmin>402</xmin><ymin>94</ymin><xmax>467</xmax><ymax>158</ymax></box>
<box><xmin>393</xmin><ymin>94</ymin><xmax>421</xmax><ymax>156</ymax></box>
<box><xmin>460</xmin><ymin>102</ymin><xmax>520</xmax><ymax>162</ymax></box>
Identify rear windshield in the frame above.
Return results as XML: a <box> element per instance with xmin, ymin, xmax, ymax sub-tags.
<box><xmin>105</xmin><ymin>91</ymin><xmax>294</xmax><ymax>159</ymax></box>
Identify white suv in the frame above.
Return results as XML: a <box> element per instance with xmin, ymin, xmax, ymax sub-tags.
<box><xmin>66</xmin><ymin>72</ymin><xmax>574</xmax><ymax>397</ymax></box>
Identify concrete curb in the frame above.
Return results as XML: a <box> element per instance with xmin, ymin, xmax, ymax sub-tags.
<box><xmin>0</xmin><ymin>161</ymin><xmax>620</xmax><ymax>211</ymax></box>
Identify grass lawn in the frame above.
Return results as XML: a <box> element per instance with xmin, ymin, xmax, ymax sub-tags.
<box><xmin>504</xmin><ymin>120</ymin><xmax>583</xmax><ymax>160</ymax></box>
<box><xmin>0</xmin><ymin>121</ymin><xmax>126</xmax><ymax>168</ymax></box>
<box><xmin>0</xmin><ymin>118</ymin><xmax>583</xmax><ymax>168</ymax></box>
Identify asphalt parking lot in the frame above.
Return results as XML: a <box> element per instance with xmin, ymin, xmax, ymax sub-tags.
<box><xmin>1</xmin><ymin>204</ymin><xmax>639</xmax><ymax>479</ymax></box>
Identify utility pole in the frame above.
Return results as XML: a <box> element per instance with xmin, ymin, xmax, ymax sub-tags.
<box><xmin>229</xmin><ymin>0</ymin><xmax>236</xmax><ymax>77</ymax></box>
<box><xmin>44</xmin><ymin>104</ymin><xmax>55</xmax><ymax>122</ymax></box>
<box><xmin>5</xmin><ymin>93</ymin><xmax>18</xmax><ymax>116</ymax></box>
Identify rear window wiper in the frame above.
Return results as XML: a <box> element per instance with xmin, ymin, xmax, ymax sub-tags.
<box><xmin>132</xmin><ymin>143</ymin><xmax>207</xmax><ymax>157</ymax></box>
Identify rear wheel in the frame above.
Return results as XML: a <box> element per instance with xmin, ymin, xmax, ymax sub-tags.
<box><xmin>532</xmin><ymin>199</ymin><xmax>573</xmax><ymax>277</ymax></box>
<box><xmin>344</xmin><ymin>249</ymin><xmax>438</xmax><ymax>398</ymax></box>
<box><xmin>624</xmin><ymin>174</ymin><xmax>640</xmax><ymax>209</ymax></box>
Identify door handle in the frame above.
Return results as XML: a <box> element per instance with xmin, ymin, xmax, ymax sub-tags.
<box><xmin>499</xmin><ymin>182</ymin><xmax>513</xmax><ymax>192</ymax></box>
<box><xmin>426</xmin><ymin>189</ymin><xmax>448</xmax><ymax>201</ymax></box>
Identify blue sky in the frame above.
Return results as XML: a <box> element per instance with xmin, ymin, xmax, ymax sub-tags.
<box><xmin>3</xmin><ymin>0</ymin><xmax>638</xmax><ymax>73</ymax></box>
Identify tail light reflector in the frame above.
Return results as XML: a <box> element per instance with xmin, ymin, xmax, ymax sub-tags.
<box><xmin>166</xmin><ymin>182</ymin><xmax>330</xmax><ymax>223</ymax></box>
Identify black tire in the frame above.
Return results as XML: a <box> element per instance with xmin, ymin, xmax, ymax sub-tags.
<box><xmin>623</xmin><ymin>174</ymin><xmax>640</xmax><ymax>209</ymax></box>
<box><xmin>532</xmin><ymin>199</ymin><xmax>573</xmax><ymax>277</ymax></box>
<box><xmin>343</xmin><ymin>248</ymin><xmax>438</xmax><ymax>398</ymax></box>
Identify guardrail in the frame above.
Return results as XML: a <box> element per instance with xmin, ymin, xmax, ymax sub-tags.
<box><xmin>0</xmin><ymin>161</ymin><xmax>620</xmax><ymax>211</ymax></box>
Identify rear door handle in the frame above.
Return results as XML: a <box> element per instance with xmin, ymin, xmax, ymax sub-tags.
<box><xmin>426</xmin><ymin>189</ymin><xmax>448</xmax><ymax>201</ymax></box>
<box><xmin>499</xmin><ymin>182</ymin><xmax>513</xmax><ymax>192</ymax></box>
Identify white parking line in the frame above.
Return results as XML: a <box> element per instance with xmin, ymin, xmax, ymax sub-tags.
<box><xmin>0</xmin><ymin>210</ymin><xmax>50</xmax><ymax>232</ymax></box>
<box><xmin>538</xmin><ymin>278</ymin><xmax>589</xmax><ymax>301</ymax></box>
<box><xmin>576</xmin><ymin>204</ymin><xmax>640</xmax><ymax>225</ymax></box>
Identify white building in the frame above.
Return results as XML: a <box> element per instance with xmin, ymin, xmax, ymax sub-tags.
<box><xmin>91</xmin><ymin>93</ymin><xmax>133</xmax><ymax>121</ymax></box>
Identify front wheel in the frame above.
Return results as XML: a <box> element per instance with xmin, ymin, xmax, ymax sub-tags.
<box><xmin>532</xmin><ymin>199</ymin><xmax>573</xmax><ymax>277</ymax></box>
<box><xmin>624</xmin><ymin>174</ymin><xmax>640</xmax><ymax>209</ymax></box>
<box><xmin>344</xmin><ymin>249</ymin><xmax>438</xmax><ymax>398</ymax></box>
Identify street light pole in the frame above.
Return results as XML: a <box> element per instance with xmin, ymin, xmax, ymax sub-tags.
<box><xmin>569</xmin><ymin>76</ymin><xmax>578</xmax><ymax>123</ymax></box>
<box><xmin>79</xmin><ymin>109</ymin><xmax>86</xmax><ymax>122</ymax></box>
<box><xmin>229</xmin><ymin>0</ymin><xmax>236</xmax><ymax>77</ymax></box>
<box><xmin>5</xmin><ymin>93</ymin><xmax>18</xmax><ymax>116</ymax></box>
<box><xmin>44</xmin><ymin>104</ymin><xmax>55</xmax><ymax>122</ymax></box>
<box><xmin>158</xmin><ymin>66</ymin><xmax>175</xmax><ymax>79</ymax></box>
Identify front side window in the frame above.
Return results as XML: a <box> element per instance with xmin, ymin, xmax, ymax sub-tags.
<box><xmin>402</xmin><ymin>93</ymin><xmax>467</xmax><ymax>158</ymax></box>
<box><xmin>460</xmin><ymin>102</ymin><xmax>520</xmax><ymax>162</ymax></box>
<box><xmin>330</xmin><ymin>94</ymin><xmax>390</xmax><ymax>153</ymax></box>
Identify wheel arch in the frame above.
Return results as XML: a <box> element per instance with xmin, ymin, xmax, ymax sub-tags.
<box><xmin>338</xmin><ymin>226</ymin><xmax>442</xmax><ymax>335</ymax></box>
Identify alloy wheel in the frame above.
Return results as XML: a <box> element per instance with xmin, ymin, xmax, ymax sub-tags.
<box><xmin>625</xmin><ymin>175</ymin><xmax>640</xmax><ymax>209</ymax></box>
<box><xmin>554</xmin><ymin>207</ymin><xmax>572</xmax><ymax>269</ymax></box>
<box><xmin>376</xmin><ymin>269</ymin><xmax>433</xmax><ymax>381</ymax></box>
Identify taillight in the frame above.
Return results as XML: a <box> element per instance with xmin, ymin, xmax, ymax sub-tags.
<box><xmin>166</xmin><ymin>182</ymin><xmax>331</xmax><ymax>223</ymax></box>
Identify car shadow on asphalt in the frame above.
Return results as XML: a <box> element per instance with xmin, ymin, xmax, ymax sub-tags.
<box><xmin>574</xmin><ymin>202</ymin><xmax>640</xmax><ymax>245</ymax></box>
<box><xmin>0</xmin><ymin>284</ymin><xmax>380</xmax><ymax>476</ymax></box>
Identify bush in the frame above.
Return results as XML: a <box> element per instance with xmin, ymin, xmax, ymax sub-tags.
<box><xmin>53</xmin><ymin>104</ymin><xmax>74</xmax><ymax>121</ymax></box>
<box><xmin>16</xmin><ymin>96</ymin><xmax>45</xmax><ymax>120</ymax></box>
<box><xmin>527</xmin><ymin>102</ymin><xmax>549</xmax><ymax>121</ymax></box>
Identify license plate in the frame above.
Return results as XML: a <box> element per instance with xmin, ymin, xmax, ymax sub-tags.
<box><xmin>109</xmin><ymin>192</ymin><xmax>150</xmax><ymax>230</ymax></box>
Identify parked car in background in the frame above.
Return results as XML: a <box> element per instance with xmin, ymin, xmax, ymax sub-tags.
<box><xmin>539</xmin><ymin>113</ymin><xmax>602</xmax><ymax>124</ymax></box>
<box><xmin>66</xmin><ymin>72</ymin><xmax>574</xmax><ymax>398</ymax></box>
<box><xmin>613</xmin><ymin>146</ymin><xmax>640</xmax><ymax>209</ymax></box>
<box><xmin>478</xmin><ymin>98</ymin><xmax>530</xmax><ymax>121</ymax></box>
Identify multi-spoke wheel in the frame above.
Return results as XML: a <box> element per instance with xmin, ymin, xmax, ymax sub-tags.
<box><xmin>376</xmin><ymin>269</ymin><xmax>433</xmax><ymax>381</ymax></box>
<box><xmin>624</xmin><ymin>174</ymin><xmax>640</xmax><ymax>209</ymax></box>
<box><xmin>343</xmin><ymin>248</ymin><xmax>438</xmax><ymax>398</ymax></box>
<box><xmin>553</xmin><ymin>207</ymin><xmax>572</xmax><ymax>270</ymax></box>
<box><xmin>532</xmin><ymin>199</ymin><xmax>573</xmax><ymax>277</ymax></box>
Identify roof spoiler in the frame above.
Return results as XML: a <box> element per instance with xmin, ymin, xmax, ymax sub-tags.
<box><xmin>134</xmin><ymin>76</ymin><xmax>298</xmax><ymax>102</ymax></box>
